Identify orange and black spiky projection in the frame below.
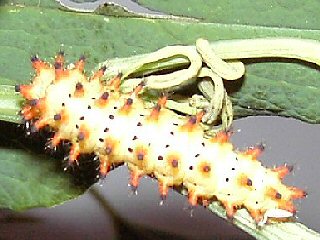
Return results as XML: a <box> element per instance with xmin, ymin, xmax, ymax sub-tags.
<box><xmin>16</xmin><ymin>53</ymin><xmax>306</xmax><ymax>225</ymax></box>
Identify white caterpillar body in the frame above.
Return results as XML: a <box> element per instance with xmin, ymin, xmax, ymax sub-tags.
<box><xmin>16</xmin><ymin>53</ymin><xmax>305</xmax><ymax>224</ymax></box>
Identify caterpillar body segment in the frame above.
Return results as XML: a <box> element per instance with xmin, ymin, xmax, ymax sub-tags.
<box><xmin>16</xmin><ymin>54</ymin><xmax>306</xmax><ymax>225</ymax></box>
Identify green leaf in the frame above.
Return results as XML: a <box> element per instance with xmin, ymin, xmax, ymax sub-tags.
<box><xmin>232</xmin><ymin>61</ymin><xmax>320</xmax><ymax>123</ymax></box>
<box><xmin>0</xmin><ymin>85</ymin><xmax>22</xmax><ymax>123</ymax></box>
<box><xmin>0</xmin><ymin>0</ymin><xmax>61</xmax><ymax>8</ymax></box>
<box><xmin>137</xmin><ymin>0</ymin><xmax>320</xmax><ymax>29</ymax></box>
<box><xmin>0</xmin><ymin>147</ymin><xmax>83</xmax><ymax>211</ymax></box>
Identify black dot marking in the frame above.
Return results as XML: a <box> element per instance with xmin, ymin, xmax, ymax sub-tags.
<box><xmin>88</xmin><ymin>105</ymin><xmax>91</xmax><ymax>109</ymax></box>
<box><xmin>75</xmin><ymin>124</ymin><xmax>79</xmax><ymax>129</ymax></box>
<box><xmin>255</xmin><ymin>201</ymin><xmax>258</xmax><ymax>205</ymax></box>
<box><xmin>54</xmin><ymin>62</ymin><xmax>62</xmax><ymax>69</ymax></box>
<box><xmin>31</xmin><ymin>55</ymin><xmax>39</xmax><ymax>62</ymax></box>
<box><xmin>132</xmin><ymin>136</ymin><xmax>138</xmax><ymax>141</ymax></box>
<box><xmin>14</xmin><ymin>85</ymin><xmax>20</xmax><ymax>92</ymax></box>
<box><xmin>137</xmin><ymin>122</ymin><xmax>142</xmax><ymax>127</ymax></box>
<box><xmin>68</xmin><ymin>94</ymin><xmax>71</xmax><ymax>98</ymax></box>
<box><xmin>101</xmin><ymin>92</ymin><xmax>109</xmax><ymax>100</ymax></box>
<box><xmin>189</xmin><ymin>116</ymin><xmax>197</xmax><ymax>124</ymax></box>
<box><xmin>195</xmin><ymin>153</ymin><xmax>200</xmax><ymax>158</ymax></box>
<box><xmin>275</xmin><ymin>192</ymin><xmax>282</xmax><ymax>199</ymax></box>
<box><xmin>106</xmin><ymin>147</ymin><xmax>112</xmax><ymax>155</ymax></box>
<box><xmin>113</xmin><ymin>106</ymin><xmax>117</xmax><ymax>110</ymax></box>
<box><xmin>92</xmin><ymin>97</ymin><xmax>96</xmax><ymax>100</ymax></box>
<box><xmin>225</xmin><ymin>178</ymin><xmax>229</xmax><ymax>182</ymax></box>
<box><xmin>29</xmin><ymin>99</ymin><xmax>39</xmax><ymax>106</ymax></box>
<box><xmin>126</xmin><ymin>98</ymin><xmax>133</xmax><ymax>105</ymax></box>
<box><xmin>247</xmin><ymin>178</ymin><xmax>252</xmax><ymax>186</ymax></box>
<box><xmin>80</xmin><ymin>116</ymin><xmax>84</xmax><ymax>120</ymax></box>
<box><xmin>104</xmin><ymin>127</ymin><xmax>109</xmax><ymax>132</ymax></box>
<box><xmin>137</xmin><ymin>153</ymin><xmax>144</xmax><ymax>161</ymax></box>
<box><xmin>203</xmin><ymin>165</ymin><xmax>211</xmax><ymax>172</ymax></box>
<box><xmin>202</xmin><ymin>142</ymin><xmax>205</xmax><ymax>147</ymax></box>
<box><xmin>128</xmin><ymin>148</ymin><xmax>133</xmax><ymax>153</ymax></box>
<box><xmin>173</xmin><ymin>123</ymin><xmax>179</xmax><ymax>126</ymax></box>
<box><xmin>139</xmin><ymin>114</ymin><xmax>145</xmax><ymax>117</ymax></box>
<box><xmin>235</xmin><ymin>156</ymin><xmax>238</xmax><ymax>161</ymax></box>
<box><xmin>155</xmin><ymin>104</ymin><xmax>161</xmax><ymax>112</ymax></box>
<box><xmin>78</xmin><ymin>132</ymin><xmax>85</xmax><ymax>141</ymax></box>
<box><xmin>231</xmin><ymin>167</ymin><xmax>235</xmax><ymax>171</ymax></box>
<box><xmin>62</xmin><ymin>103</ymin><xmax>65</xmax><ymax>107</ymax></box>
<box><xmin>76</xmin><ymin>82</ymin><xmax>83</xmax><ymax>90</ymax></box>
<box><xmin>170</xmin><ymin>131</ymin><xmax>174</xmax><ymax>136</ymax></box>
<box><xmin>158</xmin><ymin>155</ymin><xmax>163</xmax><ymax>160</ymax></box>
<box><xmin>189</xmin><ymin>166</ymin><xmax>193</xmax><ymax>170</ymax></box>
<box><xmin>171</xmin><ymin>159</ymin><xmax>179</xmax><ymax>168</ymax></box>
<box><xmin>287</xmin><ymin>165</ymin><xmax>294</xmax><ymax>172</ymax></box>
<box><xmin>109</xmin><ymin>115</ymin><xmax>114</xmax><ymax>120</ymax></box>
<box><xmin>53</xmin><ymin>114</ymin><xmax>61</xmax><ymax>121</ymax></box>
<box><xmin>227</xmin><ymin>193</ymin><xmax>231</xmax><ymax>196</ymax></box>
<box><xmin>99</xmin><ymin>138</ymin><xmax>104</xmax><ymax>142</ymax></box>
<box><xmin>165</xmin><ymin>144</ymin><xmax>170</xmax><ymax>148</ymax></box>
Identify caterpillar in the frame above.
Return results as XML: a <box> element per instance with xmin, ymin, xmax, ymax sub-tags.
<box><xmin>15</xmin><ymin>52</ymin><xmax>306</xmax><ymax>226</ymax></box>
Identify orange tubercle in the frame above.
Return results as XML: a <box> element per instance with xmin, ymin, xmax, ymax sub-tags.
<box><xmin>272</xmin><ymin>165</ymin><xmax>293</xmax><ymax>179</ymax></box>
<box><xmin>288</xmin><ymin>186</ymin><xmax>307</xmax><ymax>199</ymax></box>
<box><xmin>18</xmin><ymin>85</ymin><xmax>34</xmax><ymax>100</ymax></box>
<box><xmin>95</xmin><ymin>91</ymin><xmax>110</xmax><ymax>107</ymax></box>
<box><xmin>74</xmin><ymin>82</ymin><xmax>85</xmax><ymax>97</ymax></box>
<box><xmin>99</xmin><ymin>156</ymin><xmax>110</xmax><ymax>178</ymax></box>
<box><xmin>148</xmin><ymin>95</ymin><xmax>167</xmax><ymax>121</ymax></box>
<box><xmin>158</xmin><ymin>182</ymin><xmax>169</xmax><ymax>198</ymax></box>
<box><xmin>91</xmin><ymin>66</ymin><xmax>106</xmax><ymax>81</ymax></box>
<box><xmin>188</xmin><ymin>191</ymin><xmax>198</xmax><ymax>206</ymax></box>
<box><xmin>55</xmin><ymin>68</ymin><xmax>70</xmax><ymax>82</ymax></box>
<box><xmin>278</xmin><ymin>201</ymin><xmax>296</xmax><ymax>214</ymax></box>
<box><xmin>119</xmin><ymin>97</ymin><xmax>133</xmax><ymax>115</ymax></box>
<box><xmin>75</xmin><ymin>56</ymin><xmax>85</xmax><ymax>72</ymax></box>
<box><xmin>238</xmin><ymin>174</ymin><xmax>253</xmax><ymax>188</ymax></box>
<box><xmin>21</xmin><ymin>105</ymin><xmax>35</xmax><ymax>120</ymax></box>
<box><xmin>133</xmin><ymin>81</ymin><xmax>145</xmax><ymax>96</ymax></box>
<box><xmin>34</xmin><ymin>118</ymin><xmax>48</xmax><ymax>130</ymax></box>
<box><xmin>130</xmin><ymin>170</ymin><xmax>141</xmax><ymax>190</ymax></box>
<box><xmin>210</xmin><ymin>131</ymin><xmax>230</xmax><ymax>144</ymax></box>
<box><xmin>31</xmin><ymin>55</ymin><xmax>50</xmax><ymax>75</ymax></box>
<box><xmin>54</xmin><ymin>51</ymin><xmax>65</xmax><ymax>69</ymax></box>
<box><xmin>241</xmin><ymin>144</ymin><xmax>265</xmax><ymax>160</ymax></box>
<box><xmin>108</xmin><ymin>73</ymin><xmax>122</xmax><ymax>92</ymax></box>
<box><xmin>248</xmin><ymin>209</ymin><xmax>263</xmax><ymax>223</ymax></box>
<box><xmin>180</xmin><ymin>110</ymin><xmax>205</xmax><ymax>132</ymax></box>
<box><xmin>221</xmin><ymin>201</ymin><xmax>237</xmax><ymax>219</ymax></box>
<box><xmin>51</xmin><ymin>132</ymin><xmax>62</xmax><ymax>147</ymax></box>
<box><xmin>197</xmin><ymin>161</ymin><xmax>212</xmax><ymax>178</ymax></box>
<box><xmin>69</xmin><ymin>144</ymin><xmax>80</xmax><ymax>163</ymax></box>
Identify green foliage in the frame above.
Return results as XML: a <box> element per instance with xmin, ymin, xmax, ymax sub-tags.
<box><xmin>0</xmin><ymin>144</ymin><xmax>83</xmax><ymax>211</ymax></box>
<box><xmin>137</xmin><ymin>0</ymin><xmax>320</xmax><ymax>29</ymax></box>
